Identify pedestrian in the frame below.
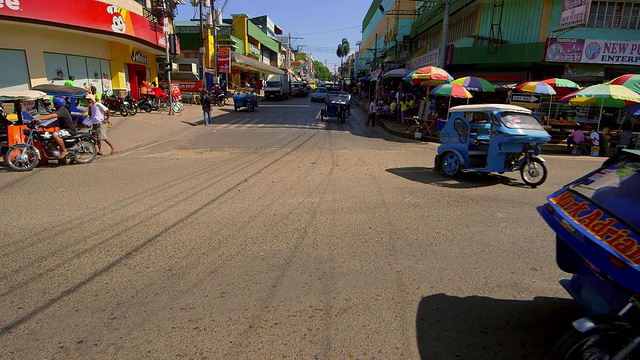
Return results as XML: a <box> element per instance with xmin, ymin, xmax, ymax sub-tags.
<box><xmin>366</xmin><ymin>98</ymin><xmax>377</xmax><ymax>126</ymax></box>
<box><xmin>202</xmin><ymin>90</ymin><xmax>212</xmax><ymax>125</ymax></box>
<box><xmin>64</xmin><ymin>75</ymin><xmax>75</xmax><ymax>87</ymax></box>
<box><xmin>567</xmin><ymin>124</ymin><xmax>584</xmax><ymax>153</ymax></box>
<box><xmin>400</xmin><ymin>96</ymin><xmax>408</xmax><ymax>124</ymax></box>
<box><xmin>87</xmin><ymin>94</ymin><xmax>116</xmax><ymax>155</ymax></box>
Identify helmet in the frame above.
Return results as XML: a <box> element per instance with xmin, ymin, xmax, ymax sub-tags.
<box><xmin>53</xmin><ymin>97</ymin><xmax>66</xmax><ymax>108</ymax></box>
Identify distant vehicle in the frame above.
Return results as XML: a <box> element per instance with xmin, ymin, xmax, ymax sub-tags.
<box><xmin>264</xmin><ymin>74</ymin><xmax>291</xmax><ymax>100</ymax></box>
<box><xmin>308</xmin><ymin>80</ymin><xmax>317</xmax><ymax>90</ymax></box>
<box><xmin>291</xmin><ymin>82</ymin><xmax>308</xmax><ymax>98</ymax></box>
<box><xmin>310</xmin><ymin>87</ymin><xmax>329</xmax><ymax>102</ymax></box>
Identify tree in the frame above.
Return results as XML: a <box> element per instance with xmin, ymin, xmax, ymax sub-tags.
<box><xmin>313</xmin><ymin>61</ymin><xmax>331</xmax><ymax>81</ymax></box>
<box><xmin>336</xmin><ymin>38</ymin><xmax>350</xmax><ymax>78</ymax></box>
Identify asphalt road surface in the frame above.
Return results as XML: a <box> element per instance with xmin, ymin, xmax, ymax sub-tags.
<box><xmin>0</xmin><ymin>97</ymin><xmax>605</xmax><ymax>359</ymax></box>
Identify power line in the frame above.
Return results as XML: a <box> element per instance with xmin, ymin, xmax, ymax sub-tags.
<box><xmin>295</xmin><ymin>25</ymin><xmax>360</xmax><ymax>36</ymax></box>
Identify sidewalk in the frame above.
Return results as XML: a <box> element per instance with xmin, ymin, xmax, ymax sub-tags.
<box><xmin>351</xmin><ymin>98</ymin><xmax>570</xmax><ymax>156</ymax></box>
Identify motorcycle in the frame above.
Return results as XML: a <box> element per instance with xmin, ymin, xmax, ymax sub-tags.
<box><xmin>538</xmin><ymin>149</ymin><xmax>640</xmax><ymax>359</ymax></box>
<box><xmin>141</xmin><ymin>87</ymin><xmax>183</xmax><ymax>114</ymax></box>
<box><xmin>102</xmin><ymin>93</ymin><xmax>128</xmax><ymax>117</ymax></box>
<box><xmin>4</xmin><ymin>119</ymin><xmax>97</xmax><ymax>171</ymax></box>
<box><xmin>214</xmin><ymin>92</ymin><xmax>227</xmax><ymax>107</ymax></box>
<box><xmin>123</xmin><ymin>92</ymin><xmax>138</xmax><ymax>116</ymax></box>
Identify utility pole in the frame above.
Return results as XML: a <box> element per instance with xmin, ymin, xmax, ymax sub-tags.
<box><xmin>440</xmin><ymin>0</ymin><xmax>450</xmax><ymax>68</ymax></box>
<box><xmin>212</xmin><ymin>0</ymin><xmax>217</xmax><ymax>79</ymax></box>
<box><xmin>199</xmin><ymin>0</ymin><xmax>207</xmax><ymax>91</ymax></box>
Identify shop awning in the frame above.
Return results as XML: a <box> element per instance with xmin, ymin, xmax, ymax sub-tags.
<box><xmin>232</xmin><ymin>53</ymin><xmax>284</xmax><ymax>74</ymax></box>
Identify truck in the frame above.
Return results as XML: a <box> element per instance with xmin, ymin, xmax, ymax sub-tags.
<box><xmin>264</xmin><ymin>74</ymin><xmax>291</xmax><ymax>100</ymax></box>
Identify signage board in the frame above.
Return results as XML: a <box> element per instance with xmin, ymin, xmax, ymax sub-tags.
<box><xmin>559</xmin><ymin>0</ymin><xmax>590</xmax><ymax>30</ymax></box>
<box><xmin>546</xmin><ymin>38</ymin><xmax>640</xmax><ymax>66</ymax></box>
<box><xmin>217</xmin><ymin>47</ymin><xmax>231</xmax><ymax>74</ymax></box>
<box><xmin>510</xmin><ymin>93</ymin><xmax>541</xmax><ymax>104</ymax></box>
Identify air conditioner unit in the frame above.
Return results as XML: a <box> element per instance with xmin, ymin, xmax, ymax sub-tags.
<box><xmin>177</xmin><ymin>63</ymin><xmax>197</xmax><ymax>73</ymax></box>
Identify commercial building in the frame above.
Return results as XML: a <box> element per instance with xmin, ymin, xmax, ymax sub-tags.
<box><xmin>0</xmin><ymin>0</ymin><xmax>183</xmax><ymax>98</ymax></box>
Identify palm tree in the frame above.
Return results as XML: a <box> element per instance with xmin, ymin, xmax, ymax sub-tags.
<box><xmin>336</xmin><ymin>38</ymin><xmax>350</xmax><ymax>78</ymax></box>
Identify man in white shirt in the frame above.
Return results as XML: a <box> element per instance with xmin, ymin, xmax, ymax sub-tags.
<box><xmin>367</xmin><ymin>100</ymin><xmax>377</xmax><ymax>127</ymax></box>
<box><xmin>87</xmin><ymin>94</ymin><xmax>116</xmax><ymax>155</ymax></box>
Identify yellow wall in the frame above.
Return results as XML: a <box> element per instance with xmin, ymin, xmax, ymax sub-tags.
<box><xmin>0</xmin><ymin>23</ymin><xmax>111</xmax><ymax>87</ymax></box>
<box><xmin>109</xmin><ymin>42</ymin><xmax>158</xmax><ymax>90</ymax></box>
<box><xmin>538</xmin><ymin>0</ymin><xmax>554</xmax><ymax>42</ymax></box>
<box><xmin>232</xmin><ymin>14</ymin><xmax>249</xmax><ymax>55</ymax></box>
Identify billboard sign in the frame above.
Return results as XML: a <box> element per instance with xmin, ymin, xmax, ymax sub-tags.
<box><xmin>546</xmin><ymin>38</ymin><xmax>640</xmax><ymax>65</ymax></box>
<box><xmin>559</xmin><ymin>0</ymin><xmax>590</xmax><ymax>30</ymax></box>
<box><xmin>217</xmin><ymin>47</ymin><xmax>231</xmax><ymax>74</ymax></box>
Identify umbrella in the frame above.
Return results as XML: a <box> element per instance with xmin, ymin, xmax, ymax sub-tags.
<box><xmin>404</xmin><ymin>66</ymin><xmax>453</xmax><ymax>110</ymax></box>
<box><xmin>451</xmin><ymin>76</ymin><xmax>495</xmax><ymax>92</ymax></box>
<box><xmin>540</xmin><ymin>78</ymin><xmax>581</xmax><ymax>89</ymax></box>
<box><xmin>625</xmin><ymin>103</ymin><xmax>640</xmax><ymax>116</ymax></box>
<box><xmin>607</xmin><ymin>74</ymin><xmax>640</xmax><ymax>94</ymax></box>
<box><xmin>382</xmin><ymin>68</ymin><xmax>410</xmax><ymax>79</ymax></box>
<box><xmin>430</xmin><ymin>83</ymin><xmax>473</xmax><ymax>108</ymax></box>
<box><xmin>560</xmin><ymin>84</ymin><xmax>640</xmax><ymax>130</ymax></box>
<box><xmin>515</xmin><ymin>81</ymin><xmax>557</xmax><ymax>95</ymax></box>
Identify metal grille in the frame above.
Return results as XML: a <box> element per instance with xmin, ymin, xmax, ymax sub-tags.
<box><xmin>587</xmin><ymin>1</ymin><xmax>640</xmax><ymax>29</ymax></box>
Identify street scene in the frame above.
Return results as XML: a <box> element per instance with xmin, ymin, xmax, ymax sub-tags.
<box><xmin>1</xmin><ymin>0</ymin><xmax>640</xmax><ymax>359</ymax></box>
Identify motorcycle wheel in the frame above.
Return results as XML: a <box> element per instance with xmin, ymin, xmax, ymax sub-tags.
<box><xmin>118</xmin><ymin>104</ymin><xmax>128</xmax><ymax>117</ymax></box>
<box><xmin>172</xmin><ymin>101</ymin><xmax>183</xmax><ymax>113</ymax></box>
<box><xmin>70</xmin><ymin>140</ymin><xmax>97</xmax><ymax>164</ymax></box>
<box><xmin>550</xmin><ymin>326</ymin><xmax>636</xmax><ymax>360</ymax></box>
<box><xmin>142</xmin><ymin>103</ymin><xmax>152</xmax><ymax>113</ymax></box>
<box><xmin>519</xmin><ymin>158</ymin><xmax>547</xmax><ymax>187</ymax></box>
<box><xmin>127</xmin><ymin>104</ymin><xmax>138</xmax><ymax>116</ymax></box>
<box><xmin>218</xmin><ymin>98</ymin><xmax>227</xmax><ymax>107</ymax></box>
<box><xmin>441</xmin><ymin>151</ymin><xmax>461</xmax><ymax>177</ymax></box>
<box><xmin>4</xmin><ymin>144</ymin><xmax>39</xmax><ymax>171</ymax></box>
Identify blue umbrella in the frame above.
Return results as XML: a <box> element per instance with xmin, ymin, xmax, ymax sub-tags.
<box><xmin>625</xmin><ymin>103</ymin><xmax>640</xmax><ymax>116</ymax></box>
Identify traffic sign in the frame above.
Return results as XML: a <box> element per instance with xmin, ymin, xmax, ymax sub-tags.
<box><xmin>510</xmin><ymin>93</ymin><xmax>540</xmax><ymax>103</ymax></box>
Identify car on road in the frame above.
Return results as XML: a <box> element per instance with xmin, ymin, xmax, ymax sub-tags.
<box><xmin>310</xmin><ymin>87</ymin><xmax>329</xmax><ymax>102</ymax></box>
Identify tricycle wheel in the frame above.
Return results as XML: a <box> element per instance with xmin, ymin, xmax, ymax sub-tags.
<box><xmin>441</xmin><ymin>151</ymin><xmax>461</xmax><ymax>177</ymax></box>
<box><xmin>519</xmin><ymin>158</ymin><xmax>547</xmax><ymax>187</ymax></box>
<box><xmin>234</xmin><ymin>107</ymin><xmax>238</xmax><ymax>112</ymax></box>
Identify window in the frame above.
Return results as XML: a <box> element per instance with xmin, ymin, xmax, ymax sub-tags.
<box><xmin>587</xmin><ymin>1</ymin><xmax>640</xmax><ymax>29</ymax></box>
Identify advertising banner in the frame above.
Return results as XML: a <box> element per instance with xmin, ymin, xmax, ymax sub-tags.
<box><xmin>171</xmin><ymin>79</ymin><xmax>203</xmax><ymax>93</ymax></box>
<box><xmin>407</xmin><ymin>49</ymin><xmax>439</xmax><ymax>71</ymax></box>
<box><xmin>546</xmin><ymin>38</ymin><xmax>640</xmax><ymax>65</ymax></box>
<box><xmin>217</xmin><ymin>47</ymin><xmax>231</xmax><ymax>74</ymax></box>
<box><xmin>559</xmin><ymin>0</ymin><xmax>590</xmax><ymax>30</ymax></box>
<box><xmin>0</xmin><ymin>0</ymin><xmax>166</xmax><ymax>49</ymax></box>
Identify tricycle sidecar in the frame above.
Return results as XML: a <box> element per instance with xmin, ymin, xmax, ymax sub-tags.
<box><xmin>434</xmin><ymin>104</ymin><xmax>551</xmax><ymax>187</ymax></box>
<box><xmin>232</xmin><ymin>89</ymin><xmax>258</xmax><ymax>112</ymax></box>
<box><xmin>32</xmin><ymin>84</ymin><xmax>89</xmax><ymax>128</ymax></box>
<box><xmin>320</xmin><ymin>92</ymin><xmax>350</xmax><ymax>123</ymax></box>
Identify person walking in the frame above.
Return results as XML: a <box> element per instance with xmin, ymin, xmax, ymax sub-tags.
<box><xmin>202</xmin><ymin>90</ymin><xmax>213</xmax><ymax>125</ymax></box>
<box><xmin>87</xmin><ymin>94</ymin><xmax>116</xmax><ymax>155</ymax></box>
<box><xmin>366</xmin><ymin>99</ymin><xmax>377</xmax><ymax>127</ymax></box>
<box><xmin>400</xmin><ymin>96</ymin><xmax>408</xmax><ymax>124</ymax></box>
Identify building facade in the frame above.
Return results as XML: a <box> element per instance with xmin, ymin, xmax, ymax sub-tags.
<box><xmin>0</xmin><ymin>0</ymin><xmax>181</xmax><ymax>98</ymax></box>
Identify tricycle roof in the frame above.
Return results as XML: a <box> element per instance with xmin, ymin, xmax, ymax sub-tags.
<box><xmin>0</xmin><ymin>89</ymin><xmax>48</xmax><ymax>101</ymax></box>
<box><xmin>449</xmin><ymin>104</ymin><xmax>531</xmax><ymax>114</ymax></box>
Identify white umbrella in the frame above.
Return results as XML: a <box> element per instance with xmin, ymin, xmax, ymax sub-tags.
<box><xmin>382</xmin><ymin>68</ymin><xmax>410</xmax><ymax>79</ymax></box>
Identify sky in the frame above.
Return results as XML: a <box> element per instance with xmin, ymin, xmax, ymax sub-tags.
<box><xmin>175</xmin><ymin>0</ymin><xmax>372</xmax><ymax>71</ymax></box>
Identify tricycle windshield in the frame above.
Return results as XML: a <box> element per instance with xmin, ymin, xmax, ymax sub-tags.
<box><xmin>569</xmin><ymin>155</ymin><xmax>640</xmax><ymax>230</ymax></box>
<box><xmin>499</xmin><ymin>112</ymin><xmax>545</xmax><ymax>131</ymax></box>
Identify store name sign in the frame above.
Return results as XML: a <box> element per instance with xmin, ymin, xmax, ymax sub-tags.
<box><xmin>407</xmin><ymin>49</ymin><xmax>439</xmax><ymax>71</ymax></box>
<box><xmin>559</xmin><ymin>0</ymin><xmax>589</xmax><ymax>30</ymax></box>
<box><xmin>546</xmin><ymin>38</ymin><xmax>640</xmax><ymax>65</ymax></box>
<box><xmin>0</xmin><ymin>0</ymin><xmax>20</xmax><ymax>10</ymax></box>
<box><xmin>131</xmin><ymin>50</ymin><xmax>148</xmax><ymax>64</ymax></box>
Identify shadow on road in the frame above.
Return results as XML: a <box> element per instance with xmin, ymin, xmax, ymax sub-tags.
<box><xmin>415</xmin><ymin>293</ymin><xmax>582</xmax><ymax>359</ymax></box>
<box><xmin>386</xmin><ymin>167</ymin><xmax>533</xmax><ymax>189</ymax></box>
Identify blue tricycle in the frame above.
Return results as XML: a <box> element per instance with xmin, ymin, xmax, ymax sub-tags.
<box><xmin>538</xmin><ymin>149</ymin><xmax>640</xmax><ymax>358</ymax></box>
<box><xmin>434</xmin><ymin>104</ymin><xmax>551</xmax><ymax>187</ymax></box>
<box><xmin>320</xmin><ymin>92</ymin><xmax>350</xmax><ymax>123</ymax></box>
<box><xmin>232</xmin><ymin>89</ymin><xmax>258</xmax><ymax>112</ymax></box>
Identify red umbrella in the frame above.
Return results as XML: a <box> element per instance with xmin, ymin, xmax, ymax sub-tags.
<box><xmin>607</xmin><ymin>74</ymin><xmax>640</xmax><ymax>94</ymax></box>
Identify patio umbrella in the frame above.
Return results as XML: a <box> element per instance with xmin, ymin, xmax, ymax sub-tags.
<box><xmin>382</xmin><ymin>68</ymin><xmax>410</xmax><ymax>79</ymax></box>
<box><xmin>560</xmin><ymin>84</ymin><xmax>640</xmax><ymax>130</ymax></box>
<box><xmin>451</xmin><ymin>76</ymin><xmax>495</xmax><ymax>92</ymax></box>
<box><xmin>540</xmin><ymin>78</ymin><xmax>580</xmax><ymax>89</ymax></box>
<box><xmin>515</xmin><ymin>81</ymin><xmax>557</xmax><ymax>95</ymax></box>
<box><xmin>404</xmin><ymin>66</ymin><xmax>453</xmax><ymax>109</ymax></box>
<box><xmin>430</xmin><ymin>83</ymin><xmax>473</xmax><ymax>108</ymax></box>
<box><xmin>607</xmin><ymin>74</ymin><xmax>640</xmax><ymax>94</ymax></box>
<box><xmin>515</xmin><ymin>81</ymin><xmax>557</xmax><ymax>122</ymax></box>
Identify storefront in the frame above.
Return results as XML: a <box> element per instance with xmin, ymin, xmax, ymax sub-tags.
<box><xmin>0</xmin><ymin>0</ymin><xmax>167</xmax><ymax>96</ymax></box>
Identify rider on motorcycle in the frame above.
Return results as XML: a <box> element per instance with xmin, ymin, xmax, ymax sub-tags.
<box><xmin>36</xmin><ymin>97</ymin><xmax>78</xmax><ymax>158</ymax></box>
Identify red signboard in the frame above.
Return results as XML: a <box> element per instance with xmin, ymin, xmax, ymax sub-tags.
<box><xmin>0</xmin><ymin>0</ymin><xmax>166</xmax><ymax>49</ymax></box>
<box><xmin>171</xmin><ymin>80</ymin><xmax>203</xmax><ymax>93</ymax></box>
<box><xmin>217</xmin><ymin>47</ymin><xmax>231</xmax><ymax>74</ymax></box>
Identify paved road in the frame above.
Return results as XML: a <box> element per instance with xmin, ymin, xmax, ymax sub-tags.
<box><xmin>0</xmin><ymin>98</ymin><xmax>604</xmax><ymax>359</ymax></box>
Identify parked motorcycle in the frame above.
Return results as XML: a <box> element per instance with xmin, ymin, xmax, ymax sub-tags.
<box><xmin>102</xmin><ymin>93</ymin><xmax>128</xmax><ymax>117</ymax></box>
<box><xmin>4</xmin><ymin>120</ymin><xmax>97</xmax><ymax>171</ymax></box>
<box><xmin>538</xmin><ymin>149</ymin><xmax>640</xmax><ymax>359</ymax></box>
<box><xmin>214</xmin><ymin>92</ymin><xmax>227</xmax><ymax>107</ymax></box>
<box><xmin>123</xmin><ymin>92</ymin><xmax>138</xmax><ymax>116</ymax></box>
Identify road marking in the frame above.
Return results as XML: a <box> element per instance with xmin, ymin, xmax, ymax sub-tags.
<box><xmin>128</xmin><ymin>118</ymin><xmax>157</xmax><ymax>124</ymax></box>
